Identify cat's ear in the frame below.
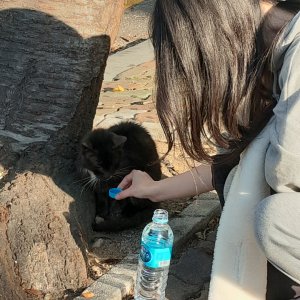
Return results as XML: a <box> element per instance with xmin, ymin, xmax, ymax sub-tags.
<box><xmin>81</xmin><ymin>141</ymin><xmax>93</xmax><ymax>151</ymax></box>
<box><xmin>112</xmin><ymin>134</ymin><xmax>127</xmax><ymax>149</ymax></box>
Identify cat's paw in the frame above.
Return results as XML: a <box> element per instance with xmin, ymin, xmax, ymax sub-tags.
<box><xmin>95</xmin><ymin>216</ymin><xmax>105</xmax><ymax>224</ymax></box>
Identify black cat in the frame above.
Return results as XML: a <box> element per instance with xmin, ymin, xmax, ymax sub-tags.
<box><xmin>80</xmin><ymin>121</ymin><xmax>161</xmax><ymax>231</ymax></box>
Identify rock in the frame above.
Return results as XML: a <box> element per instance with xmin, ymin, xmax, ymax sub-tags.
<box><xmin>44</xmin><ymin>294</ymin><xmax>53</xmax><ymax>300</ymax></box>
<box><xmin>91</xmin><ymin>266</ymin><xmax>102</xmax><ymax>278</ymax></box>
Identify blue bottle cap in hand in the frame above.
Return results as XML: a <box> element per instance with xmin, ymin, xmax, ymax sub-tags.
<box><xmin>109</xmin><ymin>188</ymin><xmax>122</xmax><ymax>199</ymax></box>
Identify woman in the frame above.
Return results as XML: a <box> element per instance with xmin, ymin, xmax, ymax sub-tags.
<box><xmin>116</xmin><ymin>0</ymin><xmax>300</xmax><ymax>299</ymax></box>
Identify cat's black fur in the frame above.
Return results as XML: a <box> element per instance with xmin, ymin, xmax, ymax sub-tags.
<box><xmin>80</xmin><ymin>121</ymin><xmax>161</xmax><ymax>232</ymax></box>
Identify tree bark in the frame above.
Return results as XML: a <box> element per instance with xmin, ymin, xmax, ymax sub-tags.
<box><xmin>0</xmin><ymin>1</ymin><xmax>124</xmax><ymax>299</ymax></box>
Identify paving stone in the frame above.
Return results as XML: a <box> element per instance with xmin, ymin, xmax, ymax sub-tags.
<box><xmin>103</xmin><ymin>81</ymin><xmax>152</xmax><ymax>92</ymax></box>
<box><xmin>129</xmin><ymin>102</ymin><xmax>154</xmax><ymax>111</ymax></box>
<box><xmin>141</xmin><ymin>121</ymin><xmax>166</xmax><ymax>142</ymax></box>
<box><xmin>170</xmin><ymin>248</ymin><xmax>212</xmax><ymax>286</ymax></box>
<box><xmin>166</xmin><ymin>274</ymin><xmax>201</xmax><ymax>300</ymax></box>
<box><xmin>169</xmin><ymin>216</ymin><xmax>207</xmax><ymax>253</ymax></box>
<box><xmin>95</xmin><ymin>107</ymin><xmax>118</xmax><ymax>116</ymax></box>
<box><xmin>193</xmin><ymin>240</ymin><xmax>215</xmax><ymax>256</ymax></box>
<box><xmin>76</xmin><ymin>280</ymin><xmax>122</xmax><ymax>300</ymax></box>
<box><xmin>101</xmin><ymin>83</ymin><xmax>128</xmax><ymax>92</ymax></box>
<box><xmin>102</xmin><ymin>88</ymin><xmax>152</xmax><ymax>100</ymax></box>
<box><xmin>97</xmin><ymin>117</ymin><xmax>123</xmax><ymax>128</ymax></box>
<box><xmin>104</xmin><ymin>40</ymin><xmax>154</xmax><ymax>81</ymax></box>
<box><xmin>194</xmin><ymin>191</ymin><xmax>218</xmax><ymax>201</ymax></box>
<box><xmin>113</xmin><ymin>60</ymin><xmax>155</xmax><ymax>82</ymax></box>
<box><xmin>110</xmin><ymin>254</ymin><xmax>138</xmax><ymax>279</ymax></box>
<box><xmin>108</xmin><ymin>108</ymin><xmax>140</xmax><ymax>120</ymax></box>
<box><xmin>97</xmin><ymin>273</ymin><xmax>134</xmax><ymax>297</ymax></box>
<box><xmin>135</xmin><ymin>91</ymin><xmax>152</xmax><ymax>100</ymax></box>
<box><xmin>195</xmin><ymin>283</ymin><xmax>210</xmax><ymax>300</ymax></box>
<box><xmin>135</xmin><ymin>111</ymin><xmax>159</xmax><ymax>123</ymax></box>
<box><xmin>101</xmin><ymin>96</ymin><xmax>132</xmax><ymax>108</ymax></box>
<box><xmin>206</xmin><ymin>230</ymin><xmax>217</xmax><ymax>242</ymax></box>
<box><xmin>128</xmin><ymin>91</ymin><xmax>152</xmax><ymax>101</ymax></box>
<box><xmin>93</xmin><ymin>115</ymin><xmax>106</xmax><ymax>128</ymax></box>
<box><xmin>101</xmin><ymin>91</ymin><xmax>137</xmax><ymax>101</ymax></box>
<box><xmin>181</xmin><ymin>199</ymin><xmax>220</xmax><ymax>218</ymax></box>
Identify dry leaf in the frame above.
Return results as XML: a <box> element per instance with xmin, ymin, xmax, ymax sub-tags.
<box><xmin>125</xmin><ymin>0</ymin><xmax>143</xmax><ymax>9</ymax></box>
<box><xmin>82</xmin><ymin>291</ymin><xmax>95</xmax><ymax>298</ymax></box>
<box><xmin>113</xmin><ymin>85</ymin><xmax>125</xmax><ymax>92</ymax></box>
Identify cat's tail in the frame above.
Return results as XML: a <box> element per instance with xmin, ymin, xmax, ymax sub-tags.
<box><xmin>92</xmin><ymin>208</ymin><xmax>157</xmax><ymax>232</ymax></box>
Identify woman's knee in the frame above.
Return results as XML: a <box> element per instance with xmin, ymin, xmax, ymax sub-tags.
<box><xmin>255</xmin><ymin>195</ymin><xmax>279</xmax><ymax>260</ymax></box>
<box><xmin>255</xmin><ymin>194</ymin><xmax>300</xmax><ymax>282</ymax></box>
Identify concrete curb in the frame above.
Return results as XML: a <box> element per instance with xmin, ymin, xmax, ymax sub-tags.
<box><xmin>75</xmin><ymin>196</ymin><xmax>220</xmax><ymax>300</ymax></box>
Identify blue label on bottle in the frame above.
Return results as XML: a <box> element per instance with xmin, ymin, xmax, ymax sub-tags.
<box><xmin>140</xmin><ymin>242</ymin><xmax>172</xmax><ymax>268</ymax></box>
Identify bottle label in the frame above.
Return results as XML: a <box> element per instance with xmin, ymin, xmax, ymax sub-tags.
<box><xmin>140</xmin><ymin>242</ymin><xmax>172</xmax><ymax>268</ymax></box>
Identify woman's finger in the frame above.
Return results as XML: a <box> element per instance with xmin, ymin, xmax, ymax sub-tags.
<box><xmin>115</xmin><ymin>188</ymin><xmax>133</xmax><ymax>200</ymax></box>
<box><xmin>118</xmin><ymin>171</ymin><xmax>134</xmax><ymax>189</ymax></box>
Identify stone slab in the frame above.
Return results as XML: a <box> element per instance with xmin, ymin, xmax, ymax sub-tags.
<box><xmin>169</xmin><ymin>248</ymin><xmax>212</xmax><ymax>286</ymax></box>
<box><xmin>165</xmin><ymin>274</ymin><xmax>201</xmax><ymax>300</ymax></box>
<box><xmin>141</xmin><ymin>122</ymin><xmax>166</xmax><ymax>142</ymax></box>
<box><xmin>104</xmin><ymin>40</ymin><xmax>154</xmax><ymax>81</ymax></box>
<box><xmin>93</xmin><ymin>115</ymin><xmax>106</xmax><ymax>128</ymax></box>
<box><xmin>181</xmin><ymin>200</ymin><xmax>220</xmax><ymax>218</ymax></box>
<box><xmin>76</xmin><ymin>281</ymin><xmax>122</xmax><ymax>300</ymax></box>
<box><xmin>96</xmin><ymin>117</ymin><xmax>123</xmax><ymax>129</ymax></box>
<box><xmin>108</xmin><ymin>109</ymin><xmax>140</xmax><ymax>119</ymax></box>
<box><xmin>170</xmin><ymin>216</ymin><xmax>208</xmax><ymax>254</ymax></box>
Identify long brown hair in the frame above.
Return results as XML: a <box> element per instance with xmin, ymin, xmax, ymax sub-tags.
<box><xmin>151</xmin><ymin>0</ymin><xmax>299</xmax><ymax>162</ymax></box>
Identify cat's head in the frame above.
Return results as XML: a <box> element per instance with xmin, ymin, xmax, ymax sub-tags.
<box><xmin>80</xmin><ymin>129</ymin><xmax>127</xmax><ymax>181</ymax></box>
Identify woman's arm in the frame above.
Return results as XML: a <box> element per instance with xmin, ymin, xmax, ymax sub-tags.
<box><xmin>116</xmin><ymin>164</ymin><xmax>213</xmax><ymax>202</ymax></box>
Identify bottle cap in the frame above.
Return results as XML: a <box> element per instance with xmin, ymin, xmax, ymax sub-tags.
<box><xmin>152</xmin><ymin>209</ymin><xmax>168</xmax><ymax>224</ymax></box>
<box><xmin>108</xmin><ymin>188</ymin><xmax>122</xmax><ymax>199</ymax></box>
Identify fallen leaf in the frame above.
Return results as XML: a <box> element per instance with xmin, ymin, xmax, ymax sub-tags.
<box><xmin>113</xmin><ymin>85</ymin><xmax>125</xmax><ymax>92</ymax></box>
<box><xmin>125</xmin><ymin>0</ymin><xmax>143</xmax><ymax>9</ymax></box>
<box><xmin>82</xmin><ymin>291</ymin><xmax>95</xmax><ymax>298</ymax></box>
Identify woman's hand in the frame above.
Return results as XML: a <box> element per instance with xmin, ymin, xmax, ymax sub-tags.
<box><xmin>116</xmin><ymin>170</ymin><xmax>160</xmax><ymax>202</ymax></box>
<box><xmin>116</xmin><ymin>164</ymin><xmax>213</xmax><ymax>203</ymax></box>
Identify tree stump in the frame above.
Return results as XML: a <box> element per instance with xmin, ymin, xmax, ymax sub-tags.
<box><xmin>0</xmin><ymin>1</ymin><xmax>124</xmax><ymax>299</ymax></box>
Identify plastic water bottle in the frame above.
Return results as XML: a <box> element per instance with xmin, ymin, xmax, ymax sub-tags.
<box><xmin>135</xmin><ymin>209</ymin><xmax>174</xmax><ymax>300</ymax></box>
